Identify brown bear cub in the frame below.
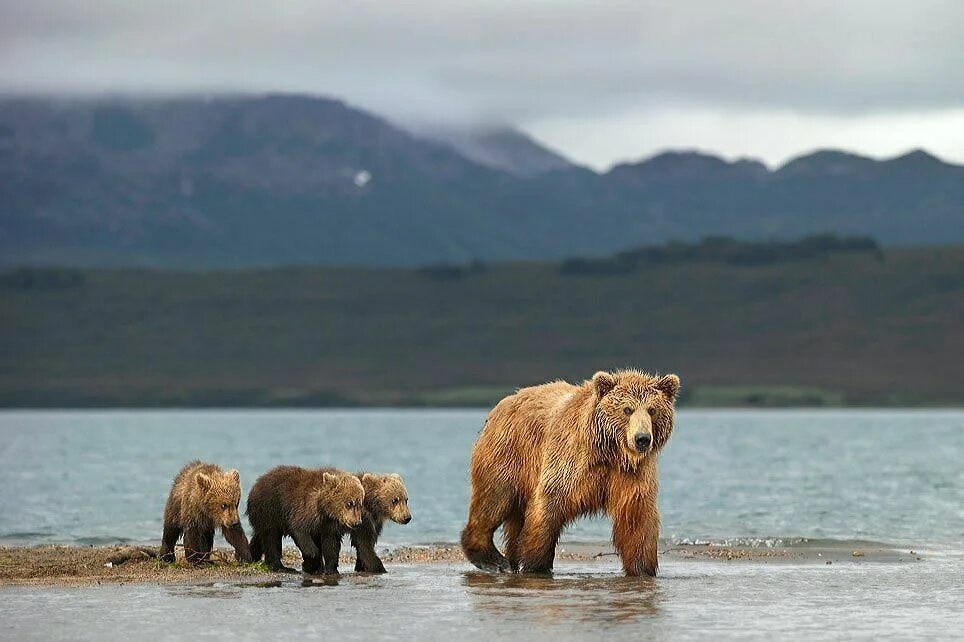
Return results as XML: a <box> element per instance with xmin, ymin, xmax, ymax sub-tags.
<box><xmin>246</xmin><ymin>466</ymin><xmax>364</xmax><ymax>574</ymax></box>
<box><xmin>351</xmin><ymin>473</ymin><xmax>412</xmax><ymax>573</ymax></box>
<box><xmin>160</xmin><ymin>460</ymin><xmax>252</xmax><ymax>565</ymax></box>
<box><xmin>462</xmin><ymin>369</ymin><xmax>680</xmax><ymax>577</ymax></box>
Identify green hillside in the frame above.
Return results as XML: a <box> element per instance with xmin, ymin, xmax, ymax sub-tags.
<box><xmin>2</xmin><ymin>241</ymin><xmax>962</xmax><ymax>407</ymax></box>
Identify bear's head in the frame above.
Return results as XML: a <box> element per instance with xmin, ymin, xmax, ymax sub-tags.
<box><xmin>589</xmin><ymin>369</ymin><xmax>680</xmax><ymax>465</ymax></box>
<box><xmin>360</xmin><ymin>473</ymin><xmax>412</xmax><ymax>525</ymax></box>
<box><xmin>315</xmin><ymin>472</ymin><xmax>365</xmax><ymax>528</ymax></box>
<box><xmin>196</xmin><ymin>468</ymin><xmax>243</xmax><ymax>529</ymax></box>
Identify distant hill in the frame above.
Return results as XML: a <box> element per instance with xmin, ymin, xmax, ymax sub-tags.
<box><xmin>3</xmin><ymin>240</ymin><xmax>962</xmax><ymax>407</ymax></box>
<box><xmin>415</xmin><ymin>126</ymin><xmax>576</xmax><ymax>177</ymax></box>
<box><xmin>1</xmin><ymin>95</ymin><xmax>963</xmax><ymax>267</ymax></box>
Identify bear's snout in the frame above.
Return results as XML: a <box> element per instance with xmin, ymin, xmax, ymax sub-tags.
<box><xmin>634</xmin><ymin>432</ymin><xmax>652</xmax><ymax>452</ymax></box>
<box><xmin>400</xmin><ymin>515</ymin><xmax>412</xmax><ymax>525</ymax></box>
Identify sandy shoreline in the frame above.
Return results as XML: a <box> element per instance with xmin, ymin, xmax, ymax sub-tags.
<box><xmin>0</xmin><ymin>542</ymin><xmax>924</xmax><ymax>587</ymax></box>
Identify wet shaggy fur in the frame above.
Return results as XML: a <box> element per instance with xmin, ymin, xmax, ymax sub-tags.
<box><xmin>246</xmin><ymin>466</ymin><xmax>364</xmax><ymax>574</ymax></box>
<box><xmin>350</xmin><ymin>473</ymin><xmax>412</xmax><ymax>573</ymax></box>
<box><xmin>461</xmin><ymin>369</ymin><xmax>680</xmax><ymax>576</ymax></box>
<box><xmin>160</xmin><ymin>460</ymin><xmax>252</xmax><ymax>565</ymax></box>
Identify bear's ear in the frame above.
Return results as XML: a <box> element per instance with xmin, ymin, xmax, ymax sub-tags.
<box><xmin>321</xmin><ymin>472</ymin><xmax>336</xmax><ymax>487</ymax></box>
<box><xmin>361</xmin><ymin>472</ymin><xmax>378</xmax><ymax>486</ymax></box>
<box><xmin>196</xmin><ymin>472</ymin><xmax>213</xmax><ymax>492</ymax></box>
<box><xmin>592</xmin><ymin>371</ymin><xmax>616</xmax><ymax>398</ymax></box>
<box><xmin>226</xmin><ymin>469</ymin><xmax>240</xmax><ymax>484</ymax></box>
<box><xmin>388</xmin><ymin>473</ymin><xmax>403</xmax><ymax>482</ymax></box>
<box><xmin>656</xmin><ymin>374</ymin><xmax>681</xmax><ymax>402</ymax></box>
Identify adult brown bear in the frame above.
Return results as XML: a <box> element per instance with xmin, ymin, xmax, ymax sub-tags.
<box><xmin>461</xmin><ymin>369</ymin><xmax>680</xmax><ymax>576</ymax></box>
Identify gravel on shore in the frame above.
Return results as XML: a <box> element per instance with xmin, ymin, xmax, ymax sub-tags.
<box><xmin>0</xmin><ymin>542</ymin><xmax>918</xmax><ymax>587</ymax></box>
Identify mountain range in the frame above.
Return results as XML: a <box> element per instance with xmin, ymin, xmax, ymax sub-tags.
<box><xmin>2</xmin><ymin>94</ymin><xmax>962</xmax><ymax>267</ymax></box>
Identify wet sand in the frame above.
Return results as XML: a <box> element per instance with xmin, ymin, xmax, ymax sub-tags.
<box><xmin>0</xmin><ymin>542</ymin><xmax>921</xmax><ymax>587</ymax></box>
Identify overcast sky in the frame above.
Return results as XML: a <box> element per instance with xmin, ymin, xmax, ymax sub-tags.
<box><xmin>2</xmin><ymin>0</ymin><xmax>963</xmax><ymax>169</ymax></box>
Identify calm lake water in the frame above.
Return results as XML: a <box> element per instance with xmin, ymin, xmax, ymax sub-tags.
<box><xmin>0</xmin><ymin>408</ymin><xmax>962</xmax><ymax>547</ymax></box>
<box><xmin>1</xmin><ymin>408</ymin><xmax>962</xmax><ymax>640</ymax></box>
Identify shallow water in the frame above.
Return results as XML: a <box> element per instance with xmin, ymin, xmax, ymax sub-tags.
<box><xmin>2</xmin><ymin>558</ymin><xmax>962</xmax><ymax>640</ymax></box>
<box><xmin>1</xmin><ymin>408</ymin><xmax>963</xmax><ymax>638</ymax></box>
<box><xmin>0</xmin><ymin>408</ymin><xmax>962</xmax><ymax>547</ymax></box>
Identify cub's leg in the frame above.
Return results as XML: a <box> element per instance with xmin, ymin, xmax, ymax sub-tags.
<box><xmin>263</xmin><ymin>530</ymin><xmax>297</xmax><ymax>573</ymax></box>
<box><xmin>248</xmin><ymin>532</ymin><xmax>262</xmax><ymax>562</ymax></box>
<box><xmin>301</xmin><ymin>534</ymin><xmax>328</xmax><ymax>575</ymax></box>
<box><xmin>160</xmin><ymin>520</ymin><xmax>182</xmax><ymax>563</ymax></box>
<box><xmin>222</xmin><ymin>523</ymin><xmax>253</xmax><ymax>563</ymax></box>
<box><xmin>290</xmin><ymin>529</ymin><xmax>321</xmax><ymax>574</ymax></box>
<box><xmin>184</xmin><ymin>527</ymin><xmax>214</xmax><ymax>565</ymax></box>
<box><xmin>351</xmin><ymin>530</ymin><xmax>386</xmax><ymax>574</ymax></box>
<box><xmin>320</xmin><ymin>534</ymin><xmax>342</xmax><ymax>574</ymax></box>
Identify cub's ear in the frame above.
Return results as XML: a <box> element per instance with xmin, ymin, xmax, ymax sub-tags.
<box><xmin>227</xmin><ymin>469</ymin><xmax>240</xmax><ymax>484</ymax></box>
<box><xmin>656</xmin><ymin>374</ymin><xmax>681</xmax><ymax>402</ymax></box>
<box><xmin>361</xmin><ymin>472</ymin><xmax>377</xmax><ymax>485</ymax></box>
<box><xmin>388</xmin><ymin>473</ymin><xmax>403</xmax><ymax>482</ymax></box>
<box><xmin>196</xmin><ymin>472</ymin><xmax>213</xmax><ymax>492</ymax></box>
<box><xmin>592</xmin><ymin>371</ymin><xmax>616</xmax><ymax>398</ymax></box>
<box><xmin>321</xmin><ymin>472</ymin><xmax>335</xmax><ymax>485</ymax></box>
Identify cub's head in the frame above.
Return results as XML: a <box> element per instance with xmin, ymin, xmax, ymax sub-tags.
<box><xmin>316</xmin><ymin>472</ymin><xmax>364</xmax><ymax>528</ymax></box>
<box><xmin>589</xmin><ymin>369</ymin><xmax>680</xmax><ymax>465</ymax></box>
<box><xmin>360</xmin><ymin>473</ymin><xmax>412</xmax><ymax>525</ymax></box>
<box><xmin>196</xmin><ymin>469</ymin><xmax>243</xmax><ymax>529</ymax></box>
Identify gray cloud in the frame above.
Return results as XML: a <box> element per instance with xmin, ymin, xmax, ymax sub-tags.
<box><xmin>2</xmin><ymin>0</ymin><xmax>963</xmax><ymax>165</ymax></box>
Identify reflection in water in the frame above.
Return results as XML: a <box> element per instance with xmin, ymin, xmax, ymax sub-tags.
<box><xmin>462</xmin><ymin>569</ymin><xmax>663</xmax><ymax>624</ymax></box>
<box><xmin>301</xmin><ymin>574</ymin><xmax>342</xmax><ymax>588</ymax></box>
<box><xmin>166</xmin><ymin>583</ymin><xmax>243</xmax><ymax>600</ymax></box>
<box><xmin>242</xmin><ymin>580</ymin><xmax>283</xmax><ymax>589</ymax></box>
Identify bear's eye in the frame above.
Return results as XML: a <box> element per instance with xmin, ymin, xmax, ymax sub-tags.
<box><xmin>648</xmin><ymin>407</ymin><xmax>656</xmax><ymax>416</ymax></box>
<box><xmin>623</xmin><ymin>407</ymin><xmax>633</xmax><ymax>415</ymax></box>
<box><xmin>220</xmin><ymin>503</ymin><xmax>228</xmax><ymax>510</ymax></box>
<box><xmin>391</xmin><ymin>498</ymin><xmax>399</xmax><ymax>506</ymax></box>
<box><xmin>346</xmin><ymin>501</ymin><xmax>353</xmax><ymax>509</ymax></box>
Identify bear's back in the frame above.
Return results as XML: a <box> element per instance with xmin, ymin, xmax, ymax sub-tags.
<box><xmin>481</xmin><ymin>380</ymin><xmax>581</xmax><ymax>452</ymax></box>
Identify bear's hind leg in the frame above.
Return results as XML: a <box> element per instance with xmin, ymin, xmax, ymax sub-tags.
<box><xmin>502</xmin><ymin>509</ymin><xmax>525</xmax><ymax>572</ymax></box>
<box><xmin>249</xmin><ymin>532</ymin><xmax>262</xmax><ymax>561</ymax></box>
<box><xmin>461</xmin><ymin>491</ymin><xmax>512</xmax><ymax>572</ymax></box>
<box><xmin>263</xmin><ymin>531</ymin><xmax>297</xmax><ymax>573</ymax></box>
